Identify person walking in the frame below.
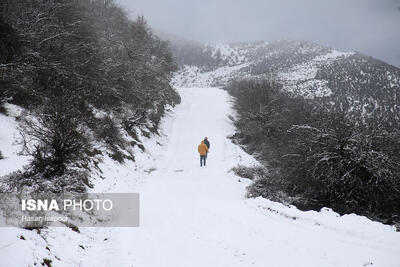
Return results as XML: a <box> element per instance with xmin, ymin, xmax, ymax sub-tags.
<box><xmin>203</xmin><ymin>137</ymin><xmax>210</xmax><ymax>156</ymax></box>
<box><xmin>198</xmin><ymin>140</ymin><xmax>209</xmax><ymax>167</ymax></box>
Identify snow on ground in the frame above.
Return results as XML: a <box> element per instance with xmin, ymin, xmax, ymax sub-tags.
<box><xmin>0</xmin><ymin>104</ymin><xmax>29</xmax><ymax>176</ymax></box>
<box><xmin>100</xmin><ymin>87</ymin><xmax>400</xmax><ymax>267</ymax></box>
<box><xmin>208</xmin><ymin>44</ymin><xmax>246</xmax><ymax>65</ymax></box>
<box><xmin>278</xmin><ymin>50</ymin><xmax>355</xmax><ymax>98</ymax></box>
<box><xmin>1</xmin><ymin>87</ymin><xmax>400</xmax><ymax>267</ymax></box>
<box><xmin>172</xmin><ymin>63</ymin><xmax>249</xmax><ymax>88</ymax></box>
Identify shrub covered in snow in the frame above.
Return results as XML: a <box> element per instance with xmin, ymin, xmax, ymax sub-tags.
<box><xmin>231</xmin><ymin>165</ymin><xmax>267</xmax><ymax>181</ymax></box>
<box><xmin>0</xmin><ymin>169</ymin><xmax>89</xmax><ymax>193</ymax></box>
<box><xmin>226</xmin><ymin>78</ymin><xmax>400</xmax><ymax>223</ymax></box>
<box><xmin>18</xmin><ymin>97</ymin><xmax>91</xmax><ymax>177</ymax></box>
<box><xmin>232</xmin><ymin>165</ymin><xmax>291</xmax><ymax>204</ymax></box>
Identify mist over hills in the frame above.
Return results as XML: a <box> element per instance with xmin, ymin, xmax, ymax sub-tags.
<box><xmin>170</xmin><ymin>38</ymin><xmax>400</xmax><ymax>124</ymax></box>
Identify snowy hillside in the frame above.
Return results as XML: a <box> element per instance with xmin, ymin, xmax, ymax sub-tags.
<box><xmin>172</xmin><ymin>40</ymin><xmax>400</xmax><ymax>104</ymax></box>
<box><xmin>277</xmin><ymin>50</ymin><xmax>355</xmax><ymax>98</ymax></box>
<box><xmin>172</xmin><ymin>40</ymin><xmax>332</xmax><ymax>90</ymax></box>
<box><xmin>172</xmin><ymin>40</ymin><xmax>400</xmax><ymax>130</ymax></box>
<box><xmin>1</xmin><ymin>87</ymin><xmax>400</xmax><ymax>267</ymax></box>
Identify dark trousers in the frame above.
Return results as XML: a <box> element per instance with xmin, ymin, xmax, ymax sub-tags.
<box><xmin>200</xmin><ymin>155</ymin><xmax>206</xmax><ymax>166</ymax></box>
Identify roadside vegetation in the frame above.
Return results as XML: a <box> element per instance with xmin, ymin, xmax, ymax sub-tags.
<box><xmin>0</xmin><ymin>0</ymin><xmax>180</xmax><ymax>192</ymax></box>
<box><xmin>227</xmin><ymin>78</ymin><xmax>400</xmax><ymax>225</ymax></box>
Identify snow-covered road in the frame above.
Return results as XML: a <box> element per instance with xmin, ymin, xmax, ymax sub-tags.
<box><xmin>93</xmin><ymin>87</ymin><xmax>400</xmax><ymax>267</ymax></box>
<box><xmin>2</xmin><ymin>87</ymin><xmax>399</xmax><ymax>267</ymax></box>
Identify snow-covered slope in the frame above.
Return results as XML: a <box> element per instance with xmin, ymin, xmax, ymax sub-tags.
<box><xmin>172</xmin><ymin>47</ymin><xmax>351</xmax><ymax>98</ymax></box>
<box><xmin>2</xmin><ymin>87</ymin><xmax>399</xmax><ymax>266</ymax></box>
<box><xmin>172</xmin><ymin>63</ymin><xmax>249</xmax><ymax>88</ymax></box>
<box><xmin>172</xmin><ymin>40</ymin><xmax>400</xmax><ymax>106</ymax></box>
<box><xmin>172</xmin><ymin>40</ymin><xmax>335</xmax><ymax>93</ymax></box>
<box><xmin>0</xmin><ymin>104</ymin><xmax>29</xmax><ymax>176</ymax></box>
<box><xmin>277</xmin><ymin>50</ymin><xmax>354</xmax><ymax>98</ymax></box>
<box><xmin>172</xmin><ymin>40</ymin><xmax>352</xmax><ymax>98</ymax></box>
<box><xmin>0</xmin><ymin>103</ymin><xmax>173</xmax><ymax>266</ymax></box>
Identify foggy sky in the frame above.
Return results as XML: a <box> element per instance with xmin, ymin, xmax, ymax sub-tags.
<box><xmin>117</xmin><ymin>0</ymin><xmax>400</xmax><ymax>67</ymax></box>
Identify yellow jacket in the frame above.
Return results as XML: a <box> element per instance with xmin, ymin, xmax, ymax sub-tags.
<box><xmin>198</xmin><ymin>141</ymin><xmax>208</xmax><ymax>156</ymax></box>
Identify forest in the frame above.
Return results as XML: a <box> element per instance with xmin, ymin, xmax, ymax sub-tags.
<box><xmin>0</xmin><ymin>0</ymin><xmax>180</xmax><ymax>193</ymax></box>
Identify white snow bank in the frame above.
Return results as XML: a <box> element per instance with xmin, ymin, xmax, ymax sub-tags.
<box><xmin>0</xmin><ymin>104</ymin><xmax>29</xmax><ymax>176</ymax></box>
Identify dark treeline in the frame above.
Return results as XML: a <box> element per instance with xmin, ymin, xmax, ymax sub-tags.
<box><xmin>169</xmin><ymin>39</ymin><xmax>230</xmax><ymax>71</ymax></box>
<box><xmin>171</xmin><ymin>40</ymin><xmax>216</xmax><ymax>69</ymax></box>
<box><xmin>226</xmin><ymin>78</ymin><xmax>400</xmax><ymax>224</ymax></box>
<box><xmin>0</xmin><ymin>0</ymin><xmax>180</xmax><ymax>192</ymax></box>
